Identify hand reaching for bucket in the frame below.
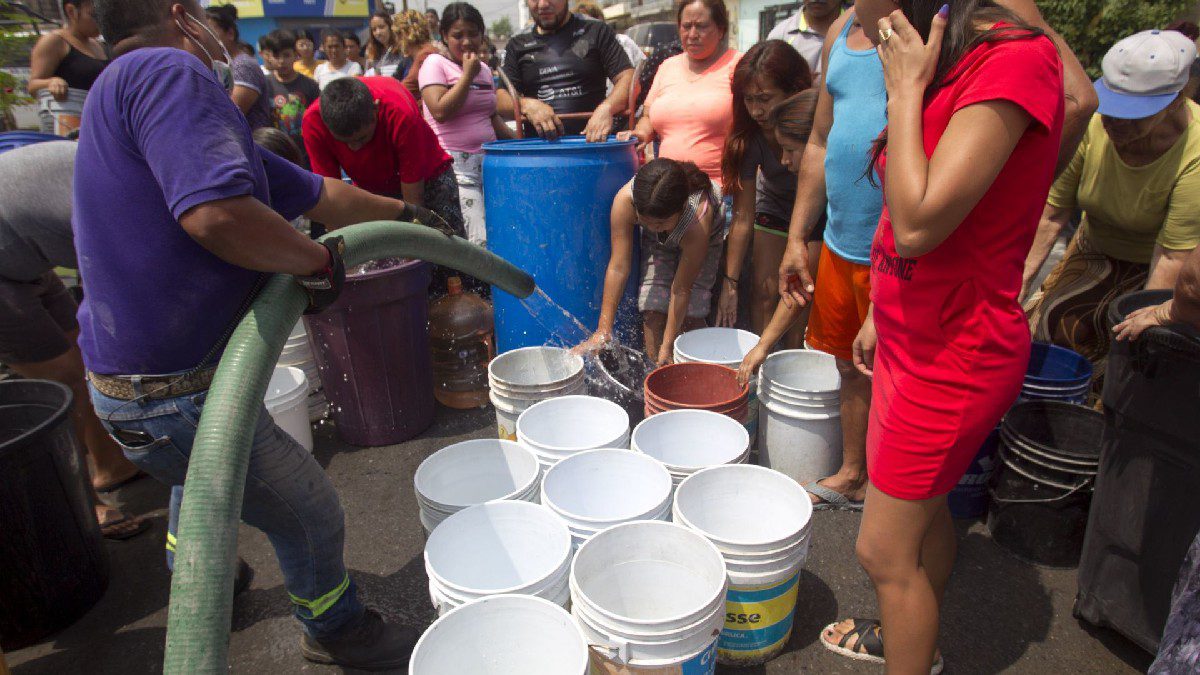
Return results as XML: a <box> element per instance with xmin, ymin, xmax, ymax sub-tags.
<box><xmin>737</xmin><ymin>345</ymin><xmax>768</xmax><ymax>388</ymax></box>
<box><xmin>573</xmin><ymin>330</ymin><xmax>613</xmax><ymax>356</ymax></box>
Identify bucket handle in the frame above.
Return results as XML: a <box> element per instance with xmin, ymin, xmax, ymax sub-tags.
<box><xmin>988</xmin><ymin>478</ymin><xmax>1092</xmax><ymax>505</ymax></box>
<box><xmin>590</xmin><ymin>637</ymin><xmax>631</xmax><ymax>664</ymax></box>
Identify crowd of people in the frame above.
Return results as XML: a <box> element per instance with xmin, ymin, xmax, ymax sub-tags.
<box><xmin>5</xmin><ymin>0</ymin><xmax>1200</xmax><ymax>671</ymax></box>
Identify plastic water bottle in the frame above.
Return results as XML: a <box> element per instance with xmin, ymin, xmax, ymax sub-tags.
<box><xmin>428</xmin><ymin>277</ymin><xmax>494</xmax><ymax>408</ymax></box>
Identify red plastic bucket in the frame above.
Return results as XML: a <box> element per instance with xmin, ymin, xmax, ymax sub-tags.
<box><xmin>644</xmin><ymin>363</ymin><xmax>749</xmax><ymax>423</ymax></box>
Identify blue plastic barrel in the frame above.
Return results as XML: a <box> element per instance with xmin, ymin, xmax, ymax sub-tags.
<box><xmin>0</xmin><ymin>131</ymin><xmax>62</xmax><ymax>155</ymax></box>
<box><xmin>483</xmin><ymin>137</ymin><xmax>639</xmax><ymax>353</ymax></box>
<box><xmin>1022</xmin><ymin>342</ymin><xmax>1092</xmax><ymax>404</ymax></box>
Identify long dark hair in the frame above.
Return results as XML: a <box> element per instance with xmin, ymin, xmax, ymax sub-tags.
<box><xmin>633</xmin><ymin>158</ymin><xmax>712</xmax><ymax>219</ymax></box>
<box><xmin>722</xmin><ymin>40</ymin><xmax>812</xmax><ymax>195</ymax></box>
<box><xmin>366</xmin><ymin>9</ymin><xmax>396</xmax><ymax>62</ymax></box>
<box><xmin>204</xmin><ymin>4</ymin><xmax>239</xmax><ymax>41</ymax></box>
<box><xmin>867</xmin><ymin>0</ymin><xmax>1044</xmax><ymax>180</ymax></box>
<box><xmin>770</xmin><ymin>89</ymin><xmax>819</xmax><ymax>146</ymax></box>
<box><xmin>441</xmin><ymin>2</ymin><xmax>486</xmax><ymax>37</ymax></box>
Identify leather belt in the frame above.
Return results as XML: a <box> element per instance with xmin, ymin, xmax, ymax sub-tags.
<box><xmin>88</xmin><ymin>368</ymin><xmax>216</xmax><ymax>401</ymax></box>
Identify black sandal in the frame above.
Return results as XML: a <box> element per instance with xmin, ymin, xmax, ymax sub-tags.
<box><xmin>820</xmin><ymin>618</ymin><xmax>945</xmax><ymax>674</ymax></box>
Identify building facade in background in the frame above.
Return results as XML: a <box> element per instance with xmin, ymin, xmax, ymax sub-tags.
<box><xmin>202</xmin><ymin>0</ymin><xmax>381</xmax><ymax>53</ymax></box>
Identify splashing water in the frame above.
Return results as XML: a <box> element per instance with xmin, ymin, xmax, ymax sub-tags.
<box><xmin>518</xmin><ymin>287</ymin><xmax>594</xmax><ymax>348</ymax></box>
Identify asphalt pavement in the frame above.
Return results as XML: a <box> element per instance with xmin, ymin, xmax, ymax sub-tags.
<box><xmin>7</xmin><ymin>405</ymin><xmax>1153</xmax><ymax>674</ymax></box>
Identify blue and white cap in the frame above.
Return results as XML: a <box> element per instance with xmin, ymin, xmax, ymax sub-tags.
<box><xmin>1094</xmin><ymin>30</ymin><xmax>1197</xmax><ymax>120</ymax></box>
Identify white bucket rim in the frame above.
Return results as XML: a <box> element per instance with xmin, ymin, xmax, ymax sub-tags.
<box><xmin>541</xmin><ymin>449</ymin><xmax>672</xmax><ymax>525</ymax></box>
<box><xmin>488</xmin><ymin>346</ymin><xmax>585</xmax><ymax>390</ymax></box>
<box><xmin>761</xmin><ymin>396</ymin><xmax>841</xmax><ymax>421</ymax></box>
<box><xmin>758</xmin><ymin>377</ymin><xmax>840</xmax><ymax>402</ymax></box>
<box><xmin>672</xmin><ymin>327</ymin><xmax>759</xmax><ymax>366</ymax></box>
<box><xmin>414</xmin><ymin>439</ymin><xmax>540</xmax><ymax>510</ymax></box>
<box><xmin>759</xmin><ymin>349</ymin><xmax>841</xmax><ymax>394</ymax></box>
<box><xmin>630</xmin><ymin>409</ymin><xmax>749</xmax><ymax>470</ymax></box>
<box><xmin>265</xmin><ymin>366</ymin><xmax>309</xmax><ymax>413</ymax></box>
<box><xmin>570</xmin><ymin>521</ymin><xmax>728</xmax><ymax>628</ymax></box>
<box><xmin>410</xmin><ymin>594</ymin><xmax>588</xmax><ymax>674</ymax></box>
<box><xmin>424</xmin><ymin>501</ymin><xmax>572</xmax><ymax>596</ymax></box>
<box><xmin>673</xmin><ymin>465</ymin><xmax>813</xmax><ymax>548</ymax></box>
<box><xmin>517</xmin><ymin>395</ymin><xmax>630</xmax><ymax>453</ymax></box>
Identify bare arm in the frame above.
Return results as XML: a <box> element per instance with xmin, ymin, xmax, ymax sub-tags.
<box><xmin>180</xmin><ymin>196</ymin><xmax>327</xmax><ymax>275</ymax></box>
<box><xmin>422</xmin><ymin>53</ymin><xmax>484</xmax><ymax>123</ymax></box>
<box><xmin>1021</xmin><ymin>203</ymin><xmax>1071</xmax><ymax>300</ymax></box>
<box><xmin>491</xmin><ymin>113</ymin><xmax>516</xmax><ymax>140</ymax></box>
<box><xmin>1174</xmin><ymin>247</ymin><xmax>1200</xmax><ymax>329</ymax></box>
<box><xmin>717</xmin><ymin>183</ymin><xmax>755</xmax><ymax>326</ymax></box>
<box><xmin>230</xmin><ymin>85</ymin><xmax>261</xmax><ymax>116</ymax></box>
<box><xmin>305</xmin><ymin>177</ymin><xmax>406</xmax><ymax>229</ymax></box>
<box><xmin>1146</xmin><ymin>246</ymin><xmax>1194</xmax><ymax>291</ymax></box>
<box><xmin>401</xmin><ymin>181</ymin><xmax>424</xmax><ymax>207</ymax></box>
<box><xmin>580</xmin><ymin>187</ymin><xmax>638</xmax><ymax>350</ymax></box>
<box><xmin>27</xmin><ymin>33</ymin><xmax>69</xmax><ymax>98</ymax></box>
<box><xmin>997</xmin><ymin>0</ymin><xmax>1099</xmax><ymax>176</ymax></box>
<box><xmin>496</xmin><ymin>87</ymin><xmax>564</xmax><ymax>139</ymax></box>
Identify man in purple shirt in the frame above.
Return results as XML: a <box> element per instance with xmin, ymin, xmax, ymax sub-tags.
<box><xmin>77</xmin><ymin>1</ymin><xmax>441</xmax><ymax>668</ymax></box>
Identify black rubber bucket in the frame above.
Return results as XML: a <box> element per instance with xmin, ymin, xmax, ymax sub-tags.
<box><xmin>987</xmin><ymin>400</ymin><xmax>1104</xmax><ymax>568</ymax></box>
<box><xmin>0</xmin><ymin>380</ymin><xmax>108</xmax><ymax>650</ymax></box>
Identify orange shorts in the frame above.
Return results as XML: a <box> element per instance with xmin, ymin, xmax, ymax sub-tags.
<box><xmin>806</xmin><ymin>246</ymin><xmax>872</xmax><ymax>361</ymax></box>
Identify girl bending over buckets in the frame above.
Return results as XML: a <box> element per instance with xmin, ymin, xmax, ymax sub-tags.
<box><xmin>578</xmin><ymin>158</ymin><xmax>727</xmax><ymax>365</ymax></box>
<box><xmin>731</xmin><ymin>90</ymin><xmax>822</xmax><ymax>387</ymax></box>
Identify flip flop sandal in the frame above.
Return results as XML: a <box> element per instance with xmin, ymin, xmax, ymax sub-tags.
<box><xmin>804</xmin><ymin>481</ymin><xmax>865</xmax><ymax>512</ymax></box>
<box><xmin>820</xmin><ymin>619</ymin><xmax>945</xmax><ymax>675</ymax></box>
<box><xmin>100</xmin><ymin>513</ymin><xmax>151</xmax><ymax>541</ymax></box>
<box><xmin>96</xmin><ymin>470</ymin><xmax>148</xmax><ymax>494</ymax></box>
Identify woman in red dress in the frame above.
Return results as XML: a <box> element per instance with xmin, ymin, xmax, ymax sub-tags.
<box><xmin>820</xmin><ymin>1</ymin><xmax>1064</xmax><ymax>672</ymax></box>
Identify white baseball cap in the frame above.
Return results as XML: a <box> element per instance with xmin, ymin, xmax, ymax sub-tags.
<box><xmin>1094</xmin><ymin>29</ymin><xmax>1197</xmax><ymax>119</ymax></box>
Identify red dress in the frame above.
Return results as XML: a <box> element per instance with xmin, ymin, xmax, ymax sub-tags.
<box><xmin>867</xmin><ymin>31</ymin><xmax>1065</xmax><ymax>500</ymax></box>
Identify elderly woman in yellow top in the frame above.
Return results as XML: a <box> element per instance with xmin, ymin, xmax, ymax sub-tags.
<box><xmin>1025</xmin><ymin>30</ymin><xmax>1200</xmax><ymax>388</ymax></box>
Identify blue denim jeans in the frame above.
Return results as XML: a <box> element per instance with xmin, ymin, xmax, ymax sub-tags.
<box><xmin>89</xmin><ymin>384</ymin><xmax>364</xmax><ymax>637</ymax></box>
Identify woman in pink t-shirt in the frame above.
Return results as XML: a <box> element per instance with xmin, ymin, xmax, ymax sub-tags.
<box><xmin>818</xmin><ymin>2</ymin><xmax>1064</xmax><ymax>673</ymax></box>
<box><xmin>419</xmin><ymin>2</ymin><xmax>513</xmax><ymax>245</ymax></box>
<box><xmin>620</xmin><ymin>0</ymin><xmax>740</xmax><ymax>184</ymax></box>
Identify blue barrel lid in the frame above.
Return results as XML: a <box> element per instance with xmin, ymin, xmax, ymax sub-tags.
<box><xmin>483</xmin><ymin>135</ymin><xmax>636</xmax><ymax>154</ymax></box>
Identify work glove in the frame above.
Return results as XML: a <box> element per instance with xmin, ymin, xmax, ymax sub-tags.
<box><xmin>399</xmin><ymin>203</ymin><xmax>456</xmax><ymax>237</ymax></box>
<box><xmin>296</xmin><ymin>236</ymin><xmax>346</xmax><ymax>315</ymax></box>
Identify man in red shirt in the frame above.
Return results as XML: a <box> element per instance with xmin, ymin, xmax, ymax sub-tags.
<box><xmin>302</xmin><ymin>76</ymin><xmax>461</xmax><ymax>237</ymax></box>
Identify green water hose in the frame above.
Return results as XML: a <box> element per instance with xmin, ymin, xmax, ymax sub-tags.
<box><xmin>162</xmin><ymin>222</ymin><xmax>535</xmax><ymax>674</ymax></box>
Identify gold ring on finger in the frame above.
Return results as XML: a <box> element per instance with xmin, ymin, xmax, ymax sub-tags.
<box><xmin>879</xmin><ymin>27</ymin><xmax>894</xmax><ymax>42</ymax></box>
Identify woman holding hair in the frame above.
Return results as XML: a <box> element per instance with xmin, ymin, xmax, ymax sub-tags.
<box><xmin>393</xmin><ymin>9</ymin><xmax>442</xmax><ymax>98</ymax></box>
<box><xmin>716</xmin><ymin>40</ymin><xmax>814</xmax><ymax>338</ymax></box>
<box><xmin>27</xmin><ymin>0</ymin><xmax>109</xmax><ymax>135</ymax></box>
<box><xmin>420</xmin><ymin>2</ymin><xmax>514</xmax><ymax>246</ymax></box>
<box><xmin>205</xmin><ymin>4</ymin><xmax>273</xmax><ymax>130</ymax></box>
<box><xmin>820</xmin><ymin>1</ymin><xmax>1064</xmax><ymax>672</ymax></box>
<box><xmin>579</xmin><ymin>159</ymin><xmax>725</xmax><ymax>365</ymax></box>
<box><xmin>365</xmin><ymin>9</ymin><xmax>405</xmax><ymax>77</ymax></box>
<box><xmin>621</xmin><ymin>0</ymin><xmax>740</xmax><ymax>184</ymax></box>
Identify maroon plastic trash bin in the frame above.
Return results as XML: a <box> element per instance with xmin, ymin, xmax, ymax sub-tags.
<box><xmin>305</xmin><ymin>260</ymin><xmax>436</xmax><ymax>446</ymax></box>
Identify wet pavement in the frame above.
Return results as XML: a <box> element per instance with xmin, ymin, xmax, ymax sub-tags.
<box><xmin>7</xmin><ymin>404</ymin><xmax>1153</xmax><ymax>674</ymax></box>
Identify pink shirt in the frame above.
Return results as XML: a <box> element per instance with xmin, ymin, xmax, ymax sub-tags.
<box><xmin>645</xmin><ymin>49</ymin><xmax>741</xmax><ymax>183</ymax></box>
<box><xmin>418</xmin><ymin>53</ymin><xmax>497</xmax><ymax>154</ymax></box>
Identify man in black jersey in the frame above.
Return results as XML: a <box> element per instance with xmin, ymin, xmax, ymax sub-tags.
<box><xmin>498</xmin><ymin>0</ymin><xmax>633</xmax><ymax>141</ymax></box>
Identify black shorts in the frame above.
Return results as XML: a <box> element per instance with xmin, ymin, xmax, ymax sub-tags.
<box><xmin>0</xmin><ymin>271</ymin><xmax>78</xmax><ymax>364</ymax></box>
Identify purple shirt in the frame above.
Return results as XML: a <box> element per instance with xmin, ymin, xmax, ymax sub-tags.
<box><xmin>73</xmin><ymin>48</ymin><xmax>323</xmax><ymax>375</ymax></box>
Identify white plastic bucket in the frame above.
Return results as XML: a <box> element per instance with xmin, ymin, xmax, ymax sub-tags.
<box><xmin>673</xmin><ymin>328</ymin><xmax>760</xmax><ymax>367</ymax></box>
<box><xmin>517</xmin><ymin>395</ymin><xmax>630</xmax><ymax>471</ymax></box>
<box><xmin>409</xmin><ymin>594</ymin><xmax>588</xmax><ymax>674</ymax></box>
<box><xmin>265</xmin><ymin>366</ymin><xmax>313</xmax><ymax>452</ymax></box>
<box><xmin>570</xmin><ymin>521</ymin><xmax>727</xmax><ymax>672</ymax></box>
<box><xmin>489</xmin><ymin>346</ymin><xmax>585</xmax><ymax>394</ymax></box>
<box><xmin>631</xmin><ymin>410</ymin><xmax>749</xmax><ymax>487</ymax></box>
<box><xmin>759</xmin><ymin>349</ymin><xmax>841</xmax><ymax>396</ymax></box>
<box><xmin>424</xmin><ymin>501</ymin><xmax>572</xmax><ymax>613</ymax></box>
<box><xmin>414</xmin><ymin>439</ymin><xmax>541</xmax><ymax>534</ymax></box>
<box><xmin>37</xmin><ymin>88</ymin><xmax>87</xmax><ymax>136</ymax></box>
<box><xmin>489</xmin><ymin>347</ymin><xmax>586</xmax><ymax>439</ymax></box>
<box><xmin>673</xmin><ymin>465</ymin><xmax>812</xmax><ymax>666</ymax></box>
<box><xmin>757</xmin><ymin>388</ymin><xmax>843</xmax><ymax>485</ymax></box>
<box><xmin>279</xmin><ymin>320</ymin><xmax>329</xmax><ymax>422</ymax></box>
<box><xmin>541</xmin><ymin>449</ymin><xmax>673</xmax><ymax>549</ymax></box>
